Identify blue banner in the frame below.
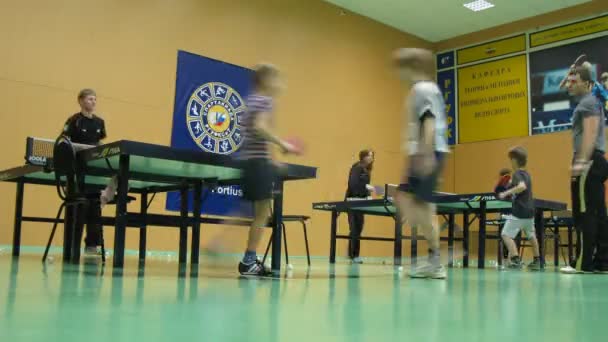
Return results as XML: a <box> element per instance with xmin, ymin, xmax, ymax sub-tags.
<box><xmin>436</xmin><ymin>51</ymin><xmax>455</xmax><ymax>70</ymax></box>
<box><xmin>437</xmin><ymin>69</ymin><xmax>456</xmax><ymax>145</ymax></box>
<box><xmin>166</xmin><ymin>50</ymin><xmax>253</xmax><ymax>217</ymax></box>
<box><xmin>530</xmin><ymin>109</ymin><xmax>573</xmax><ymax>135</ymax></box>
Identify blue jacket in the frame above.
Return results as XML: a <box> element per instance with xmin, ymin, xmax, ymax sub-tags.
<box><xmin>592</xmin><ymin>82</ymin><xmax>608</xmax><ymax>110</ymax></box>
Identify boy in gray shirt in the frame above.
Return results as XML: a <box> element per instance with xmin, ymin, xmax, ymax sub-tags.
<box><xmin>393</xmin><ymin>48</ymin><xmax>449</xmax><ymax>279</ymax></box>
<box><xmin>498</xmin><ymin>147</ymin><xmax>541</xmax><ymax>270</ymax></box>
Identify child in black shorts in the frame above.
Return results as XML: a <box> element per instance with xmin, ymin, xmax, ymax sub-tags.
<box><xmin>237</xmin><ymin>64</ymin><xmax>299</xmax><ymax>276</ymax></box>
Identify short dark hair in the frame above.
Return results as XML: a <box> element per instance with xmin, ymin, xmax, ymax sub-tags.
<box><xmin>508</xmin><ymin>146</ymin><xmax>527</xmax><ymax>167</ymax></box>
<box><xmin>573</xmin><ymin>66</ymin><xmax>593</xmax><ymax>84</ymax></box>
<box><xmin>252</xmin><ymin>64</ymin><xmax>279</xmax><ymax>89</ymax></box>
<box><xmin>78</xmin><ymin>88</ymin><xmax>96</xmax><ymax>101</ymax></box>
<box><xmin>499</xmin><ymin>168</ymin><xmax>511</xmax><ymax>176</ymax></box>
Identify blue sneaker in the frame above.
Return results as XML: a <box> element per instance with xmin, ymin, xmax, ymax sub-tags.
<box><xmin>238</xmin><ymin>259</ymin><xmax>270</xmax><ymax>276</ymax></box>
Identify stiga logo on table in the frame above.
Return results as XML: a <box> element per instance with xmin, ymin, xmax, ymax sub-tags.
<box><xmin>92</xmin><ymin>146</ymin><xmax>120</xmax><ymax>159</ymax></box>
<box><xmin>186</xmin><ymin>82</ymin><xmax>245</xmax><ymax>155</ymax></box>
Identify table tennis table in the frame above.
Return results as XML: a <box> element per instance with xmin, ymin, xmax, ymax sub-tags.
<box><xmin>313</xmin><ymin>185</ymin><xmax>566</xmax><ymax>268</ymax></box>
<box><xmin>0</xmin><ymin>138</ymin><xmax>317</xmax><ymax>273</ymax></box>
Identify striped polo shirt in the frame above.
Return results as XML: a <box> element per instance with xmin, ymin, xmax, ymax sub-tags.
<box><xmin>238</xmin><ymin>94</ymin><xmax>273</xmax><ymax>160</ymax></box>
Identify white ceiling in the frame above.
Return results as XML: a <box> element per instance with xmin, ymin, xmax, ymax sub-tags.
<box><xmin>323</xmin><ymin>0</ymin><xmax>592</xmax><ymax>42</ymax></box>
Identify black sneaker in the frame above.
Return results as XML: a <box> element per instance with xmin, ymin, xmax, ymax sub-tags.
<box><xmin>527</xmin><ymin>258</ymin><xmax>542</xmax><ymax>271</ymax></box>
<box><xmin>238</xmin><ymin>259</ymin><xmax>271</xmax><ymax>276</ymax></box>
<box><xmin>594</xmin><ymin>267</ymin><xmax>608</xmax><ymax>274</ymax></box>
<box><xmin>508</xmin><ymin>256</ymin><xmax>522</xmax><ymax>269</ymax></box>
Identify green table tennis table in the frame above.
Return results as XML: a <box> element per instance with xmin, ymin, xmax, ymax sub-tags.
<box><xmin>313</xmin><ymin>190</ymin><xmax>566</xmax><ymax>268</ymax></box>
<box><xmin>0</xmin><ymin>139</ymin><xmax>317</xmax><ymax>273</ymax></box>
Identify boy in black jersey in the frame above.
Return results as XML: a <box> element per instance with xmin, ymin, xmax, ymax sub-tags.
<box><xmin>62</xmin><ymin>89</ymin><xmax>106</xmax><ymax>255</ymax></box>
<box><xmin>497</xmin><ymin>147</ymin><xmax>541</xmax><ymax>270</ymax></box>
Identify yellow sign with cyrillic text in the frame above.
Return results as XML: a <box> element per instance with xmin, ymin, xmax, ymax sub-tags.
<box><xmin>531</xmin><ymin>15</ymin><xmax>608</xmax><ymax>48</ymax></box>
<box><xmin>457</xmin><ymin>35</ymin><xmax>526</xmax><ymax>65</ymax></box>
<box><xmin>458</xmin><ymin>55</ymin><xmax>529</xmax><ymax>143</ymax></box>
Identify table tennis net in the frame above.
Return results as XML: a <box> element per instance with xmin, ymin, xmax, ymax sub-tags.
<box><xmin>384</xmin><ymin>183</ymin><xmax>456</xmax><ymax>201</ymax></box>
<box><xmin>25</xmin><ymin>137</ymin><xmax>92</xmax><ymax>166</ymax></box>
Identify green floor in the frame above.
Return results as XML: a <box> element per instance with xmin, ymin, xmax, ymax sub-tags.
<box><xmin>1</xmin><ymin>252</ymin><xmax>607</xmax><ymax>342</ymax></box>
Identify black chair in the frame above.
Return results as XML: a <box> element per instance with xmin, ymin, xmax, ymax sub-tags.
<box><xmin>262</xmin><ymin>215</ymin><xmax>312</xmax><ymax>267</ymax></box>
<box><xmin>42</xmin><ymin>135</ymin><xmax>105</xmax><ymax>262</ymax></box>
<box><xmin>519</xmin><ymin>219</ymin><xmax>569</xmax><ymax>266</ymax></box>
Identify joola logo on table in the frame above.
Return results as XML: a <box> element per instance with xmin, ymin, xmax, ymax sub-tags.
<box><xmin>27</xmin><ymin>156</ymin><xmax>47</xmax><ymax>165</ymax></box>
<box><xmin>186</xmin><ymin>82</ymin><xmax>245</xmax><ymax>155</ymax></box>
<box><xmin>471</xmin><ymin>195</ymin><xmax>496</xmax><ymax>201</ymax></box>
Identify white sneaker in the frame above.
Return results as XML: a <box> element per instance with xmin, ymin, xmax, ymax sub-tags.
<box><xmin>560</xmin><ymin>266</ymin><xmax>593</xmax><ymax>274</ymax></box>
<box><xmin>100</xmin><ymin>189</ymin><xmax>115</xmax><ymax>208</ymax></box>
<box><xmin>409</xmin><ymin>263</ymin><xmax>446</xmax><ymax>279</ymax></box>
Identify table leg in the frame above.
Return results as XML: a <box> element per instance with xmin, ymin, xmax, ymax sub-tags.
<box><xmin>113</xmin><ymin>154</ymin><xmax>130</xmax><ymax>268</ymax></box>
<box><xmin>271</xmin><ymin>181</ymin><xmax>284</xmax><ymax>274</ymax></box>
<box><xmin>65</xmin><ymin>175</ymin><xmax>79</xmax><ymax>263</ymax></box>
<box><xmin>139</xmin><ymin>191</ymin><xmax>148</xmax><ymax>263</ymax></box>
<box><xmin>12</xmin><ymin>181</ymin><xmax>24</xmax><ymax>257</ymax></box>
<box><xmin>568</xmin><ymin>224</ymin><xmax>573</xmax><ymax>264</ymax></box>
<box><xmin>478</xmin><ymin>202</ymin><xmax>487</xmax><ymax>269</ymax></box>
<box><xmin>536</xmin><ymin>210</ymin><xmax>545</xmax><ymax>267</ymax></box>
<box><xmin>497</xmin><ymin>223</ymin><xmax>503</xmax><ymax>267</ymax></box>
<box><xmin>554</xmin><ymin>221</ymin><xmax>559</xmax><ymax>266</ymax></box>
<box><xmin>179</xmin><ymin>187</ymin><xmax>188</xmax><ymax>264</ymax></box>
<box><xmin>394</xmin><ymin>213</ymin><xmax>402</xmax><ymax>266</ymax></box>
<box><xmin>191</xmin><ymin>182</ymin><xmax>202</xmax><ymax>265</ymax></box>
<box><xmin>329</xmin><ymin>210</ymin><xmax>337</xmax><ymax>264</ymax></box>
<box><xmin>448</xmin><ymin>213</ymin><xmax>455</xmax><ymax>267</ymax></box>
<box><xmin>463</xmin><ymin>212</ymin><xmax>469</xmax><ymax>268</ymax></box>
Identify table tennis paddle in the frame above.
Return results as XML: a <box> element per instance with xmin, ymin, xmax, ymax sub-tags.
<box><xmin>373</xmin><ymin>185</ymin><xmax>385</xmax><ymax>196</ymax></box>
<box><xmin>573</xmin><ymin>54</ymin><xmax>587</xmax><ymax>67</ymax></box>
<box><xmin>497</xmin><ymin>174</ymin><xmax>511</xmax><ymax>187</ymax></box>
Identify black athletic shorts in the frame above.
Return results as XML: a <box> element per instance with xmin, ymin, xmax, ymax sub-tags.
<box><xmin>241</xmin><ymin>158</ymin><xmax>277</xmax><ymax>202</ymax></box>
<box><xmin>398</xmin><ymin>152</ymin><xmax>446</xmax><ymax>203</ymax></box>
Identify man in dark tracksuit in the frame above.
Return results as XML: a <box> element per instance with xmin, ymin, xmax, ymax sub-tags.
<box><xmin>563</xmin><ymin>66</ymin><xmax>608</xmax><ymax>274</ymax></box>
<box><xmin>345</xmin><ymin>150</ymin><xmax>374</xmax><ymax>264</ymax></box>
<box><xmin>62</xmin><ymin>89</ymin><xmax>107</xmax><ymax>255</ymax></box>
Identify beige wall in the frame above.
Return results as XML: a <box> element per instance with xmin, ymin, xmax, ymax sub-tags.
<box><xmin>0</xmin><ymin>0</ymin><xmax>432</xmax><ymax>258</ymax></box>
<box><xmin>2</xmin><ymin>0</ymin><xmax>605</xmax><ymax>261</ymax></box>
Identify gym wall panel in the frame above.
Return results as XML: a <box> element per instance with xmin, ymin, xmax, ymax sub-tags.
<box><xmin>0</xmin><ymin>0</ymin><xmax>432</xmax><ymax>258</ymax></box>
<box><xmin>457</xmin><ymin>35</ymin><xmax>526</xmax><ymax>65</ymax></box>
<box><xmin>457</xmin><ymin>55</ymin><xmax>529</xmax><ymax>143</ymax></box>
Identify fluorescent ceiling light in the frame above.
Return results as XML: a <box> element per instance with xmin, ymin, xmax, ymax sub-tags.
<box><xmin>463</xmin><ymin>0</ymin><xmax>495</xmax><ymax>12</ymax></box>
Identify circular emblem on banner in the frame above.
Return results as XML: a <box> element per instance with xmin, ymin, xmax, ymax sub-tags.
<box><xmin>186</xmin><ymin>82</ymin><xmax>246</xmax><ymax>154</ymax></box>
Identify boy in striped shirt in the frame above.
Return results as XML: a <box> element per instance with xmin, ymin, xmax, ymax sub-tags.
<box><xmin>238</xmin><ymin>64</ymin><xmax>299</xmax><ymax>276</ymax></box>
